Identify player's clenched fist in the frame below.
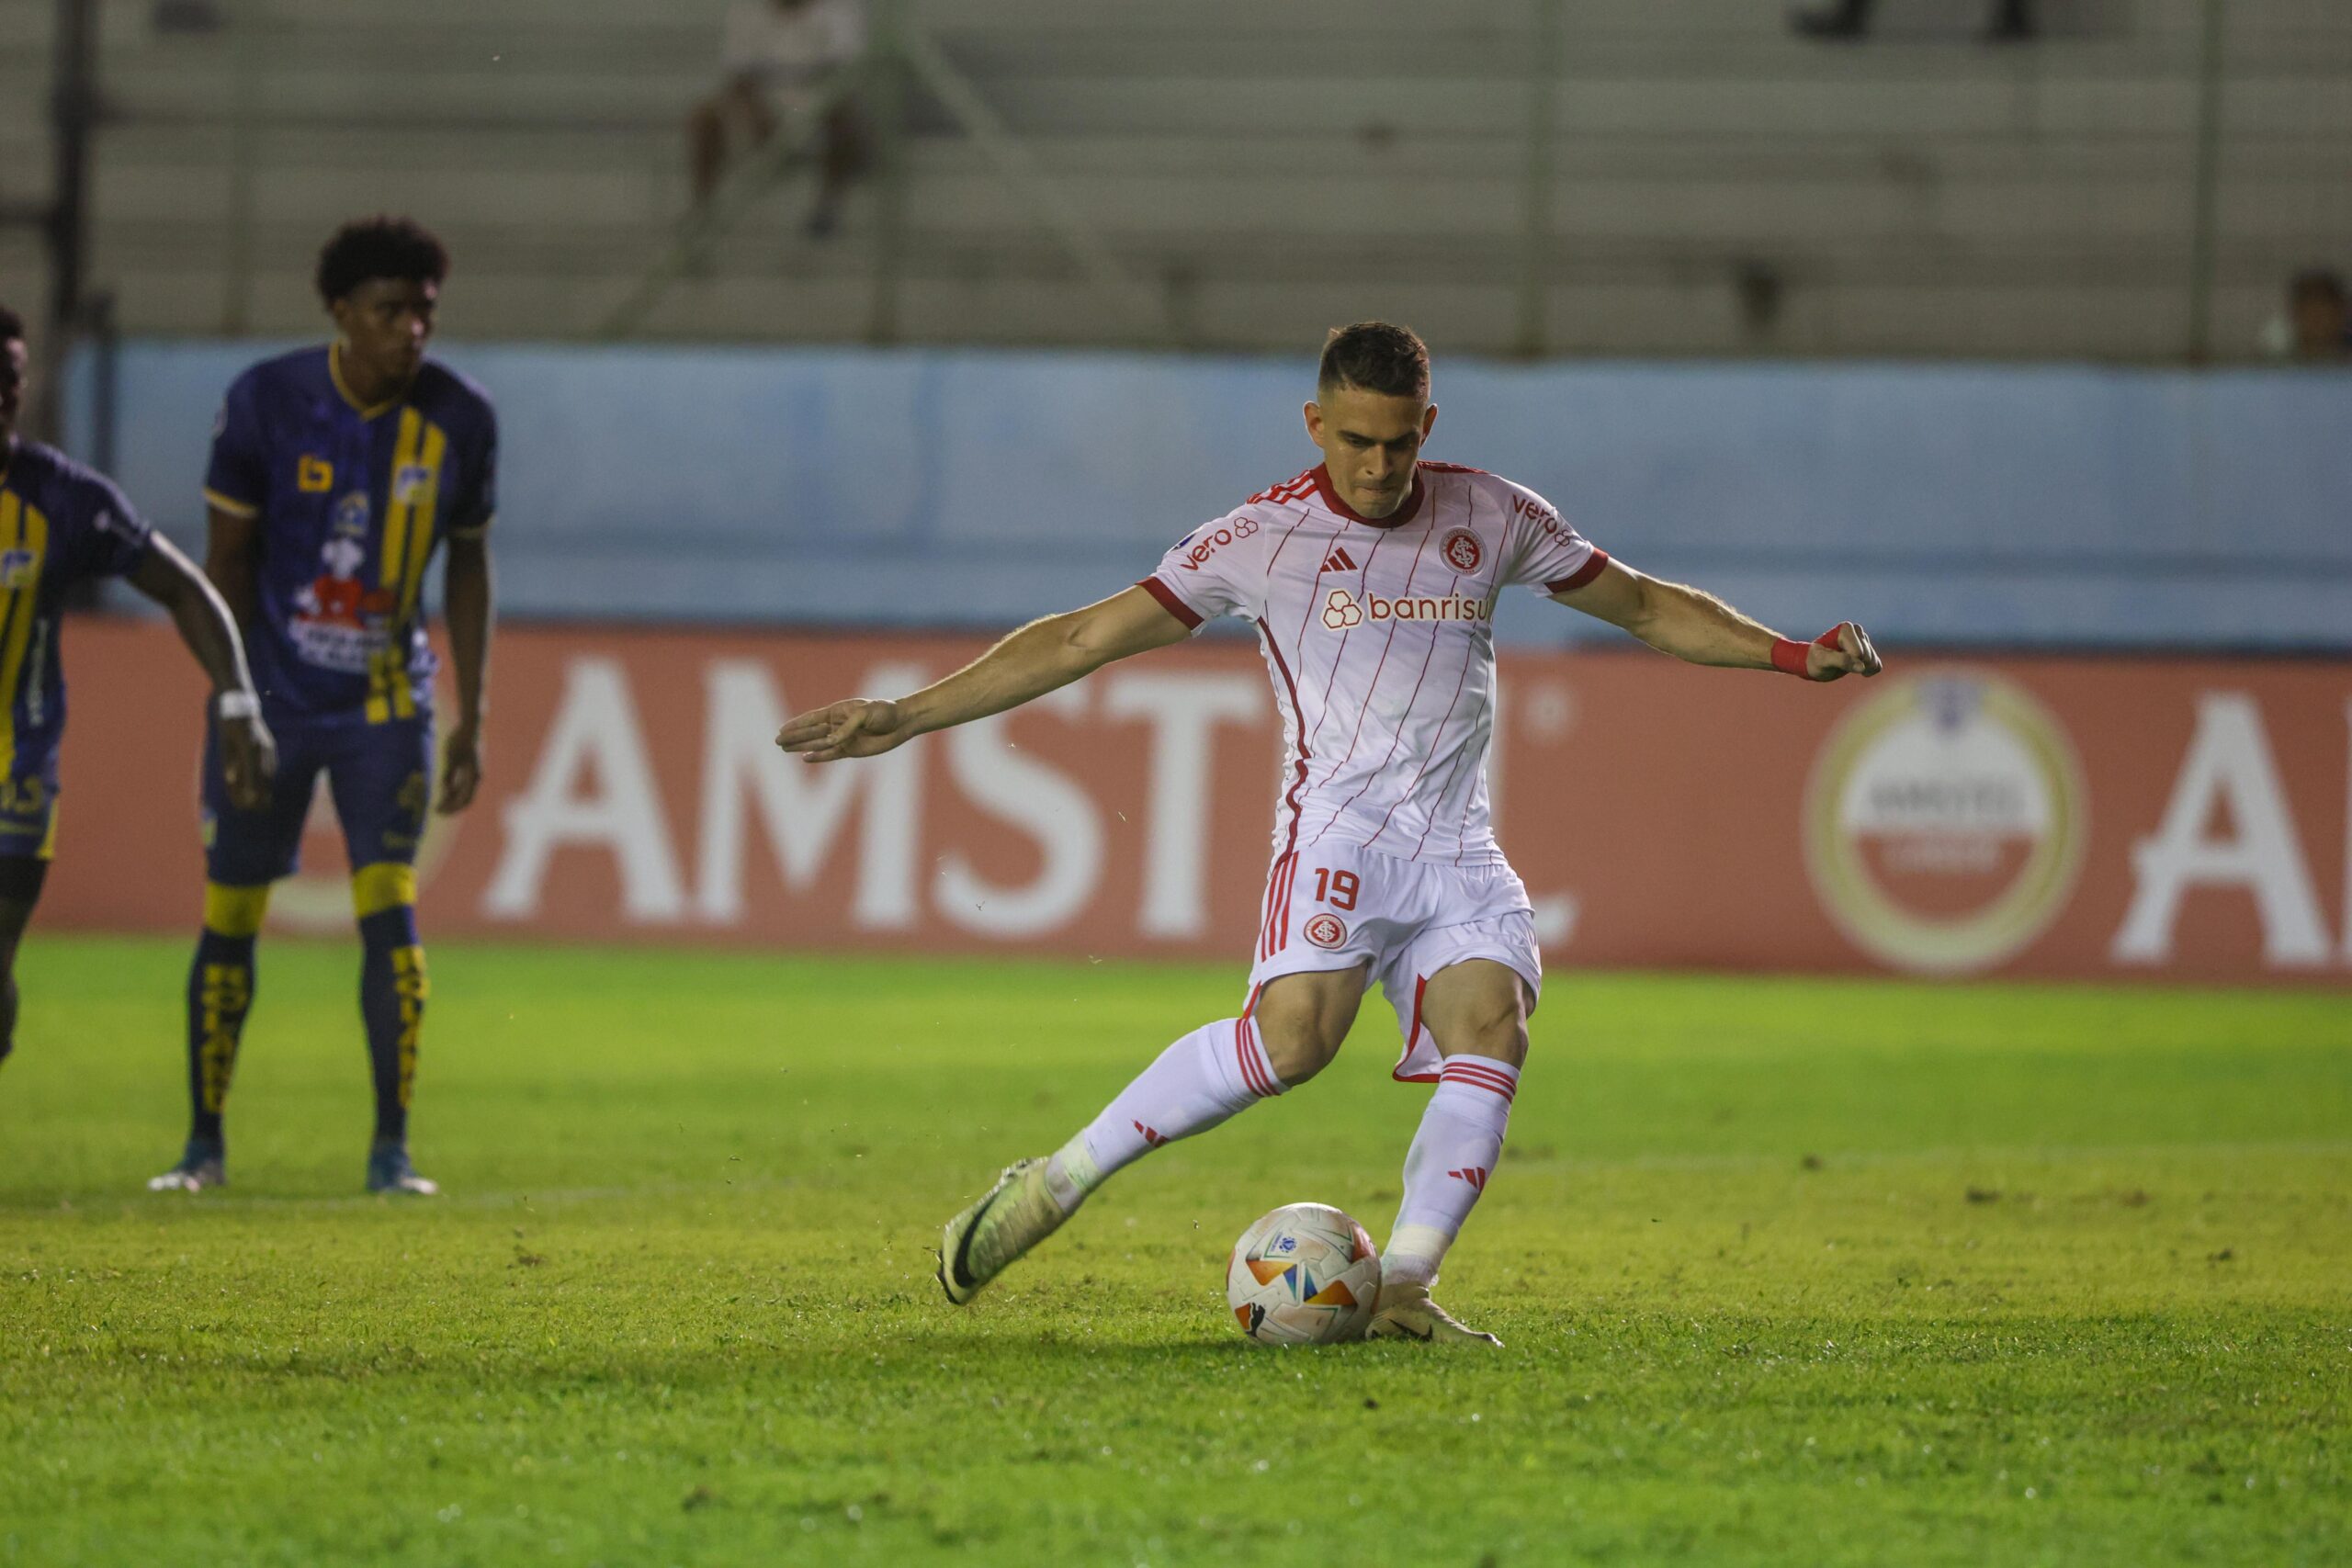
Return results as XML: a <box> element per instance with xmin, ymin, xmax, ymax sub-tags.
<box><xmin>776</xmin><ymin>697</ymin><xmax>911</xmax><ymax>762</ymax></box>
<box><xmin>1806</xmin><ymin>621</ymin><xmax>1883</xmax><ymax>682</ymax></box>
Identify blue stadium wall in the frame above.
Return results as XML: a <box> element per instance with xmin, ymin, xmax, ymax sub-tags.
<box><xmin>64</xmin><ymin>343</ymin><xmax>2352</xmax><ymax>651</ymax></box>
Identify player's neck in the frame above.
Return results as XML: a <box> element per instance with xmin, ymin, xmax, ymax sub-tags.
<box><xmin>331</xmin><ymin>342</ymin><xmax>414</xmax><ymax>413</ymax></box>
<box><xmin>1314</xmin><ymin>463</ymin><xmax>1425</xmax><ymax>529</ymax></box>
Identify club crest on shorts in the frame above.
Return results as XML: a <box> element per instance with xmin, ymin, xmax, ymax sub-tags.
<box><xmin>1442</xmin><ymin>529</ymin><xmax>1483</xmax><ymax>574</ymax></box>
<box><xmin>1304</xmin><ymin>912</ymin><xmax>1348</xmax><ymax>949</ymax></box>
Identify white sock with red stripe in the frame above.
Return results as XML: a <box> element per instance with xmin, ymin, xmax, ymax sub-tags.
<box><xmin>1044</xmin><ymin>1017</ymin><xmax>1285</xmax><ymax>1214</ymax></box>
<box><xmin>1383</xmin><ymin>1054</ymin><xmax>1520</xmax><ymax>1289</ymax></box>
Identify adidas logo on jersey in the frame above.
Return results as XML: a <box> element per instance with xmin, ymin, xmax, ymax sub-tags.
<box><xmin>1448</xmin><ymin>1167</ymin><xmax>1489</xmax><ymax>1190</ymax></box>
<box><xmin>1319</xmin><ymin>546</ymin><xmax>1359</xmax><ymax>575</ymax></box>
<box><xmin>1321</xmin><ymin>586</ymin><xmax>1493</xmax><ymax>630</ymax></box>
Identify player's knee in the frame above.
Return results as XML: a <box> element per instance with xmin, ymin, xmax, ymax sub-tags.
<box><xmin>350</xmin><ymin>863</ymin><xmax>418</xmax><ymax>923</ymax></box>
<box><xmin>0</xmin><ymin>856</ymin><xmax>45</xmax><ymax>954</ymax></box>
<box><xmin>1425</xmin><ymin>963</ymin><xmax>1533</xmax><ymax>1068</ymax></box>
<box><xmin>202</xmin><ymin>882</ymin><xmax>272</xmax><ymax>940</ymax></box>
<box><xmin>1250</xmin><ymin>969</ymin><xmax>1365</xmax><ymax>1086</ymax></box>
<box><xmin>1448</xmin><ymin>1000</ymin><xmax>1529</xmax><ymax>1068</ymax></box>
<box><xmin>0</xmin><ymin>897</ymin><xmax>36</xmax><ymax>958</ymax></box>
<box><xmin>1250</xmin><ymin>993</ymin><xmax>1351</xmax><ymax>1087</ymax></box>
<box><xmin>1254</xmin><ymin>1015</ymin><xmax>1343</xmax><ymax>1087</ymax></box>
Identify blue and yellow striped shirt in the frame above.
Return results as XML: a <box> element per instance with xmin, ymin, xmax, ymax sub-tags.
<box><xmin>0</xmin><ymin>439</ymin><xmax>155</xmax><ymax>789</ymax></box>
<box><xmin>203</xmin><ymin>344</ymin><xmax>496</xmax><ymax>723</ymax></box>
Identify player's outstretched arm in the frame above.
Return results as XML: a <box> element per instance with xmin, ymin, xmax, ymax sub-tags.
<box><xmin>777</xmin><ymin>585</ymin><xmax>1193</xmax><ymax>763</ymax></box>
<box><xmin>128</xmin><ymin>533</ymin><xmax>277</xmax><ymax>809</ymax></box>
<box><xmin>1552</xmin><ymin>558</ymin><xmax>1882</xmax><ymax>682</ymax></box>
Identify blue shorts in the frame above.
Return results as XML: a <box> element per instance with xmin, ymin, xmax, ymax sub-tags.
<box><xmin>0</xmin><ymin>773</ymin><xmax>58</xmax><ymax>862</ymax></box>
<box><xmin>202</xmin><ymin>711</ymin><xmax>434</xmax><ymax>885</ymax></box>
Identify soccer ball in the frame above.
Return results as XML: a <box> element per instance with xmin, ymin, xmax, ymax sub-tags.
<box><xmin>1226</xmin><ymin>1202</ymin><xmax>1382</xmax><ymax>1346</ymax></box>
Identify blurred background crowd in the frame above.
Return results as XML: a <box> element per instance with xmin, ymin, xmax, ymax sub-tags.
<box><xmin>5</xmin><ymin>0</ymin><xmax>2346</xmax><ymax>366</ymax></box>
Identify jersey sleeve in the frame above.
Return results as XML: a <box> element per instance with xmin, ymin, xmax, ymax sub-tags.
<box><xmin>1137</xmin><ymin>509</ymin><xmax>1262</xmax><ymax>631</ymax></box>
<box><xmin>202</xmin><ymin>370</ymin><xmax>267</xmax><ymax>518</ymax></box>
<box><xmin>447</xmin><ymin>400</ymin><xmax>498</xmax><ymax>541</ymax></box>
<box><xmin>1499</xmin><ymin>481</ymin><xmax>1608</xmax><ymax>595</ymax></box>
<box><xmin>62</xmin><ymin>473</ymin><xmax>156</xmax><ymax>581</ymax></box>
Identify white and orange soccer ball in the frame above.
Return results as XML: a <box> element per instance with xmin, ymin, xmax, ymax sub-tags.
<box><xmin>1226</xmin><ymin>1202</ymin><xmax>1382</xmax><ymax>1346</ymax></box>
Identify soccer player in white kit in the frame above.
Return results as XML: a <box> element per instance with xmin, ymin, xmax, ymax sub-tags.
<box><xmin>778</xmin><ymin>323</ymin><xmax>1883</xmax><ymax>1344</ymax></box>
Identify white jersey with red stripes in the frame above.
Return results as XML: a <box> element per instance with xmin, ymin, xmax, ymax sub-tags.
<box><xmin>1140</xmin><ymin>460</ymin><xmax>1607</xmax><ymax>869</ymax></box>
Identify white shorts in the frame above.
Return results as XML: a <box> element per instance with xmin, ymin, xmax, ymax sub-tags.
<box><xmin>1244</xmin><ymin>840</ymin><xmax>1543</xmax><ymax>1084</ymax></box>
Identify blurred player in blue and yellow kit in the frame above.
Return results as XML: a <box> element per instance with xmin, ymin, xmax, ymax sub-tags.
<box><xmin>0</xmin><ymin>302</ymin><xmax>276</xmax><ymax>1070</ymax></box>
<box><xmin>150</xmin><ymin>218</ymin><xmax>498</xmax><ymax>1196</ymax></box>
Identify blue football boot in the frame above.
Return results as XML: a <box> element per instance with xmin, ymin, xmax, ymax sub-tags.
<box><xmin>148</xmin><ymin>1137</ymin><xmax>227</xmax><ymax>1192</ymax></box>
<box><xmin>366</xmin><ymin>1142</ymin><xmax>440</xmax><ymax>1196</ymax></box>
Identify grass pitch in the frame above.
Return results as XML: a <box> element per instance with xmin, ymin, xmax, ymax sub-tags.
<box><xmin>1</xmin><ymin>937</ymin><xmax>2346</xmax><ymax>1567</ymax></box>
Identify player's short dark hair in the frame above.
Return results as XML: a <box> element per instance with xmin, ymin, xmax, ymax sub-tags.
<box><xmin>1318</xmin><ymin>321</ymin><xmax>1430</xmax><ymax>401</ymax></box>
<box><xmin>2290</xmin><ymin>267</ymin><xmax>2347</xmax><ymax>306</ymax></box>
<box><xmin>315</xmin><ymin>215</ymin><xmax>449</xmax><ymax>306</ymax></box>
<box><xmin>0</xmin><ymin>301</ymin><xmax>24</xmax><ymax>344</ymax></box>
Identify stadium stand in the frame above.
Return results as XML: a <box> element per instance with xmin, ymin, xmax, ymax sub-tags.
<box><xmin>7</xmin><ymin>0</ymin><xmax>2351</xmax><ymax>359</ymax></box>
<box><xmin>0</xmin><ymin>3</ymin><xmax>54</xmax><ymax>327</ymax></box>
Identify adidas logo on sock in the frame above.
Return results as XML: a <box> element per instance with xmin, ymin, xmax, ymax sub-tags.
<box><xmin>1320</xmin><ymin>546</ymin><xmax>1358</xmax><ymax>575</ymax></box>
<box><xmin>1134</xmin><ymin>1121</ymin><xmax>1168</xmax><ymax>1148</ymax></box>
<box><xmin>1447</xmin><ymin>1167</ymin><xmax>1488</xmax><ymax>1190</ymax></box>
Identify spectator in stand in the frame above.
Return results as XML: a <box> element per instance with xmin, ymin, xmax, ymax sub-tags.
<box><xmin>2283</xmin><ymin>269</ymin><xmax>2352</xmax><ymax>363</ymax></box>
<box><xmin>688</xmin><ymin>0</ymin><xmax>869</xmax><ymax>239</ymax></box>
<box><xmin>1794</xmin><ymin>0</ymin><xmax>2036</xmax><ymax>42</ymax></box>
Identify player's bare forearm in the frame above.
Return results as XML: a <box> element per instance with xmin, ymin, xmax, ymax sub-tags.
<box><xmin>131</xmin><ymin>535</ymin><xmax>277</xmax><ymax>807</ymax></box>
<box><xmin>903</xmin><ymin>612</ymin><xmax>1134</xmax><ymax>732</ymax></box>
<box><xmin>778</xmin><ymin>584</ymin><xmax>1191</xmax><ymax>761</ymax></box>
<box><xmin>202</xmin><ymin>505</ymin><xmax>261</xmax><ymax>631</ymax></box>
<box><xmin>862</xmin><ymin>592</ymin><xmax>1177</xmax><ymax>736</ymax></box>
<box><xmin>1553</xmin><ymin>558</ymin><xmax>1882</xmax><ymax>681</ymax></box>
<box><xmin>434</xmin><ymin>536</ymin><xmax>494</xmax><ymax>814</ymax></box>
<box><xmin>443</xmin><ymin>536</ymin><xmax>495</xmax><ymax>728</ymax></box>
<box><xmin>130</xmin><ymin>535</ymin><xmax>259</xmax><ymax>700</ymax></box>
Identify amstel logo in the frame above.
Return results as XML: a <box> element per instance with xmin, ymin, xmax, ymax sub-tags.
<box><xmin>1804</xmin><ymin>671</ymin><xmax>2086</xmax><ymax>975</ymax></box>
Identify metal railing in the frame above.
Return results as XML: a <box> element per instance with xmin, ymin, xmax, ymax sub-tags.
<box><xmin>23</xmin><ymin>0</ymin><xmax>2352</xmax><ymax>363</ymax></box>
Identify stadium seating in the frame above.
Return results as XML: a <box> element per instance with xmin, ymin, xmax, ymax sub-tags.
<box><xmin>11</xmin><ymin>0</ymin><xmax>2352</xmax><ymax>358</ymax></box>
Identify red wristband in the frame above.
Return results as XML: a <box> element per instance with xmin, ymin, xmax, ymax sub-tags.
<box><xmin>1772</xmin><ymin>625</ymin><xmax>1850</xmax><ymax>679</ymax></box>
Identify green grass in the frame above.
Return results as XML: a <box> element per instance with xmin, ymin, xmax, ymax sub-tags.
<box><xmin>1</xmin><ymin>936</ymin><xmax>2346</xmax><ymax>1567</ymax></box>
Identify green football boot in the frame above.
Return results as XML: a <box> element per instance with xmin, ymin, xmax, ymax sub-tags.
<box><xmin>1365</xmin><ymin>1281</ymin><xmax>1503</xmax><ymax>1347</ymax></box>
<box><xmin>936</xmin><ymin>1157</ymin><xmax>1075</xmax><ymax>1305</ymax></box>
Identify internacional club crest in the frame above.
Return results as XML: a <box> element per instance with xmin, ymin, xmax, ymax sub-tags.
<box><xmin>1442</xmin><ymin>529</ymin><xmax>1483</xmax><ymax>574</ymax></box>
<box><xmin>1304</xmin><ymin>913</ymin><xmax>1348</xmax><ymax>949</ymax></box>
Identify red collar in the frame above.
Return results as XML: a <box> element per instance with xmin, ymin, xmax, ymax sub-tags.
<box><xmin>1312</xmin><ymin>463</ymin><xmax>1426</xmax><ymax>529</ymax></box>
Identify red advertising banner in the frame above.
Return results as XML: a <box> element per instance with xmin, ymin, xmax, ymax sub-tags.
<box><xmin>40</xmin><ymin>619</ymin><xmax>2352</xmax><ymax>986</ymax></box>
